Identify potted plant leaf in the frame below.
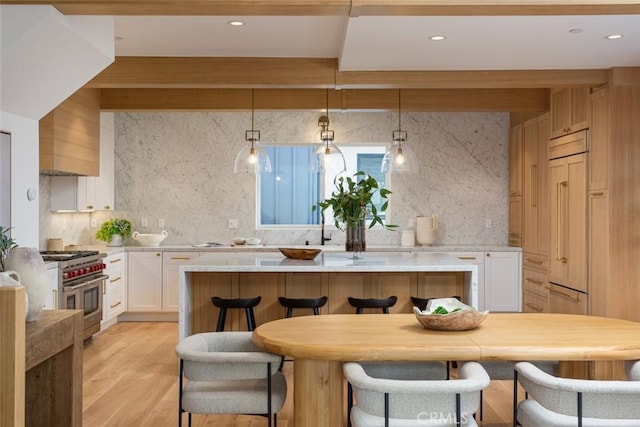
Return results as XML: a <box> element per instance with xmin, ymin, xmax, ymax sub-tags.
<box><xmin>96</xmin><ymin>218</ymin><xmax>133</xmax><ymax>246</ymax></box>
<box><xmin>0</xmin><ymin>226</ymin><xmax>18</xmax><ymax>272</ymax></box>
<box><xmin>313</xmin><ymin>171</ymin><xmax>396</xmax><ymax>256</ymax></box>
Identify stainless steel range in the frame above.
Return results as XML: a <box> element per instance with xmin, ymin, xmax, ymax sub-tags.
<box><xmin>40</xmin><ymin>250</ymin><xmax>107</xmax><ymax>340</ymax></box>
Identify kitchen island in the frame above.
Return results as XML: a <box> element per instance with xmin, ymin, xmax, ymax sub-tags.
<box><xmin>178</xmin><ymin>251</ymin><xmax>478</xmax><ymax>339</ymax></box>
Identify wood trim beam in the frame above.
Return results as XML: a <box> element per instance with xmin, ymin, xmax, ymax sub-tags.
<box><xmin>87</xmin><ymin>57</ymin><xmax>609</xmax><ymax>89</ymax></box>
<box><xmin>100</xmin><ymin>88</ymin><xmax>549</xmax><ymax>112</ymax></box>
<box><xmin>350</xmin><ymin>1</ymin><xmax>640</xmax><ymax>16</ymax></box>
<box><xmin>87</xmin><ymin>57</ymin><xmax>337</xmax><ymax>88</ymax></box>
<box><xmin>4</xmin><ymin>0</ymin><xmax>640</xmax><ymax>16</ymax></box>
<box><xmin>337</xmin><ymin>69</ymin><xmax>609</xmax><ymax>89</ymax></box>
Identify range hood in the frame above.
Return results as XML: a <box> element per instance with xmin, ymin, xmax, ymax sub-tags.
<box><xmin>0</xmin><ymin>5</ymin><xmax>114</xmax><ymax>121</ymax></box>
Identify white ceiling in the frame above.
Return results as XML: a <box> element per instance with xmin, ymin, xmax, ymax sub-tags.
<box><xmin>113</xmin><ymin>14</ymin><xmax>640</xmax><ymax>71</ymax></box>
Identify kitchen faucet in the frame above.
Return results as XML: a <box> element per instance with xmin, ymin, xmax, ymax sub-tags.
<box><xmin>321</xmin><ymin>219</ymin><xmax>332</xmax><ymax>246</ymax></box>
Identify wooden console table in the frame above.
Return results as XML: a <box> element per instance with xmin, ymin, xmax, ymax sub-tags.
<box><xmin>26</xmin><ymin>309</ymin><xmax>84</xmax><ymax>426</ymax></box>
<box><xmin>1</xmin><ymin>287</ymin><xmax>83</xmax><ymax>427</ymax></box>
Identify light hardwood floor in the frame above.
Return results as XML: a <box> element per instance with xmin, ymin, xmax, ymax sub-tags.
<box><xmin>83</xmin><ymin>322</ymin><xmax>515</xmax><ymax>426</ymax></box>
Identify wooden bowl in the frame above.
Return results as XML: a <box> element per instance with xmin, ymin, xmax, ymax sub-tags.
<box><xmin>413</xmin><ymin>306</ymin><xmax>489</xmax><ymax>331</ymax></box>
<box><xmin>278</xmin><ymin>248</ymin><xmax>322</xmax><ymax>260</ymax></box>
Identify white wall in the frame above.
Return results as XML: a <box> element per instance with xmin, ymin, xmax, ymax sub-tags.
<box><xmin>0</xmin><ymin>111</ymin><xmax>39</xmax><ymax>247</ymax></box>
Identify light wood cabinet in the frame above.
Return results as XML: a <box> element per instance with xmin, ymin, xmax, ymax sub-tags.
<box><xmin>509</xmin><ymin>124</ymin><xmax>523</xmax><ymax>196</ymax></box>
<box><xmin>548</xmin><ymin>283</ymin><xmax>587</xmax><ymax>315</ymax></box>
<box><xmin>522</xmin><ymin>258</ymin><xmax>549</xmax><ymax>313</ymax></box>
<box><xmin>162</xmin><ymin>252</ymin><xmax>200</xmax><ymax>312</ymax></box>
<box><xmin>508</xmin><ymin>196</ymin><xmax>522</xmax><ymax>247</ymax></box>
<box><xmin>522</xmin><ymin>113</ymin><xmax>550</xmax><ymax>256</ymax></box>
<box><xmin>589</xmin><ymin>87</ymin><xmax>610</xmax><ymax>191</ymax></box>
<box><xmin>548</xmin><ymin>152</ymin><xmax>587</xmax><ymax>293</ymax></box>
<box><xmin>127</xmin><ymin>252</ymin><xmax>162</xmax><ymax>312</ymax></box>
<box><xmin>549</xmin><ymin>87</ymin><xmax>590</xmax><ymax>139</ymax></box>
<box><xmin>588</xmin><ymin>190</ymin><xmax>609</xmax><ymax>317</ymax></box>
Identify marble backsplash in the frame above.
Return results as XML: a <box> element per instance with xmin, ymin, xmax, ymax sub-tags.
<box><xmin>40</xmin><ymin>110</ymin><xmax>509</xmax><ymax>249</ymax></box>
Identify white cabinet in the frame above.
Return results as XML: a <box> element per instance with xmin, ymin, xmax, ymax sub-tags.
<box><xmin>447</xmin><ymin>251</ymin><xmax>521</xmax><ymax>312</ymax></box>
<box><xmin>102</xmin><ymin>252</ymin><xmax>126</xmax><ymax>329</ymax></box>
<box><xmin>49</xmin><ymin>113</ymin><xmax>115</xmax><ymax>212</ymax></box>
<box><xmin>127</xmin><ymin>251</ymin><xmax>163</xmax><ymax>311</ymax></box>
<box><xmin>43</xmin><ymin>263</ymin><xmax>59</xmax><ymax>310</ymax></box>
<box><xmin>162</xmin><ymin>252</ymin><xmax>200</xmax><ymax>312</ymax></box>
<box><xmin>484</xmin><ymin>251</ymin><xmax>521</xmax><ymax>312</ymax></box>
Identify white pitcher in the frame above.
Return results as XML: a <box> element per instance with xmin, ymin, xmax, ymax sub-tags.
<box><xmin>416</xmin><ymin>214</ymin><xmax>438</xmax><ymax>246</ymax></box>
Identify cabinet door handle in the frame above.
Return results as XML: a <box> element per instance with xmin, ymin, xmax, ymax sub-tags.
<box><xmin>110</xmin><ymin>301</ymin><xmax>122</xmax><ymax>309</ymax></box>
<box><xmin>457</xmin><ymin>256</ymin><xmax>477</xmax><ymax>260</ymax></box>
<box><xmin>591</xmin><ymin>191</ymin><xmax>605</xmax><ymax>197</ymax></box>
<box><xmin>86</xmin><ymin>205</ymin><xmax>93</xmax><ymax>210</ymax></box>
<box><xmin>53</xmin><ymin>289</ymin><xmax>58</xmax><ymax>310</ymax></box>
<box><xmin>103</xmin><ymin>205</ymin><xmax>111</xmax><ymax>210</ymax></box>
<box><xmin>545</xmin><ymin>285</ymin><xmax>581</xmax><ymax>302</ymax></box>
<box><xmin>556</xmin><ymin>181</ymin><xmax>568</xmax><ymax>262</ymax></box>
<box><xmin>530</xmin><ymin>164</ymin><xmax>537</xmax><ymax>207</ymax></box>
<box><xmin>109</xmin><ymin>258</ymin><xmax>122</xmax><ymax>264</ymax></box>
<box><xmin>110</xmin><ymin>277</ymin><xmax>121</xmax><ymax>283</ymax></box>
<box><xmin>526</xmin><ymin>278</ymin><xmax>544</xmax><ymax>285</ymax></box>
<box><xmin>171</xmin><ymin>257</ymin><xmax>192</xmax><ymax>260</ymax></box>
<box><xmin>525</xmin><ymin>257</ymin><xmax>543</xmax><ymax>265</ymax></box>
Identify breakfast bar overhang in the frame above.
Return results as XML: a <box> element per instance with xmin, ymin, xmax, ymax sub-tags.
<box><xmin>178</xmin><ymin>251</ymin><xmax>479</xmax><ymax>339</ymax></box>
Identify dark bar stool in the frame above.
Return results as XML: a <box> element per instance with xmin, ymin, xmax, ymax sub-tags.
<box><xmin>211</xmin><ymin>296</ymin><xmax>261</xmax><ymax>331</ymax></box>
<box><xmin>278</xmin><ymin>296</ymin><xmax>328</xmax><ymax>318</ymax></box>
<box><xmin>410</xmin><ymin>295</ymin><xmax>462</xmax><ymax>310</ymax></box>
<box><xmin>348</xmin><ymin>296</ymin><xmax>397</xmax><ymax>314</ymax></box>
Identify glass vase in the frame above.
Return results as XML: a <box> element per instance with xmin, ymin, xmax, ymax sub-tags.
<box><xmin>345</xmin><ymin>220</ymin><xmax>366</xmax><ymax>259</ymax></box>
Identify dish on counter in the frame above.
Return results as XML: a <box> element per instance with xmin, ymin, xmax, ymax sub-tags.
<box><xmin>278</xmin><ymin>247</ymin><xmax>322</xmax><ymax>260</ymax></box>
<box><xmin>413</xmin><ymin>297</ymin><xmax>488</xmax><ymax>331</ymax></box>
<box><xmin>245</xmin><ymin>237</ymin><xmax>262</xmax><ymax>245</ymax></box>
<box><xmin>232</xmin><ymin>237</ymin><xmax>246</xmax><ymax>245</ymax></box>
<box><xmin>132</xmin><ymin>230</ymin><xmax>168</xmax><ymax>247</ymax></box>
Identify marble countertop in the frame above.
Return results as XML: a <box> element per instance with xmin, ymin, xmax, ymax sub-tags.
<box><xmin>64</xmin><ymin>243</ymin><xmax>521</xmax><ymax>254</ymax></box>
<box><xmin>179</xmin><ymin>251</ymin><xmax>481</xmax><ymax>273</ymax></box>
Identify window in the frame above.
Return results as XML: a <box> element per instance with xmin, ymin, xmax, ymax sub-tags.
<box><xmin>258</xmin><ymin>144</ymin><xmax>387</xmax><ymax>227</ymax></box>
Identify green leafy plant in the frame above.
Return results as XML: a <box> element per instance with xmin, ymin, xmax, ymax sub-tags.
<box><xmin>312</xmin><ymin>171</ymin><xmax>397</xmax><ymax>230</ymax></box>
<box><xmin>0</xmin><ymin>226</ymin><xmax>18</xmax><ymax>272</ymax></box>
<box><xmin>95</xmin><ymin>218</ymin><xmax>133</xmax><ymax>243</ymax></box>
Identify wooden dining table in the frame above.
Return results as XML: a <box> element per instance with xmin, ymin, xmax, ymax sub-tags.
<box><xmin>252</xmin><ymin>312</ymin><xmax>640</xmax><ymax>427</ymax></box>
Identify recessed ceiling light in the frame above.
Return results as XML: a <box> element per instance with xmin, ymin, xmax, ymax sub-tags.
<box><xmin>227</xmin><ymin>20</ymin><xmax>245</xmax><ymax>27</ymax></box>
<box><xmin>606</xmin><ymin>34</ymin><xmax>624</xmax><ymax>40</ymax></box>
<box><xmin>429</xmin><ymin>35</ymin><xmax>446</xmax><ymax>41</ymax></box>
<box><xmin>568</xmin><ymin>28</ymin><xmax>584</xmax><ymax>34</ymax></box>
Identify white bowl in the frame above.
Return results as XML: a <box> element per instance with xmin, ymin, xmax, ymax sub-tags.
<box><xmin>232</xmin><ymin>237</ymin><xmax>246</xmax><ymax>245</ymax></box>
<box><xmin>132</xmin><ymin>230</ymin><xmax>168</xmax><ymax>247</ymax></box>
<box><xmin>245</xmin><ymin>237</ymin><xmax>262</xmax><ymax>245</ymax></box>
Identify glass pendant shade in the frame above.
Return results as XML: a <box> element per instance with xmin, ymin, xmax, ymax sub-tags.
<box><xmin>233</xmin><ymin>141</ymin><xmax>272</xmax><ymax>174</ymax></box>
<box><xmin>381</xmin><ymin>130</ymin><xmax>417</xmax><ymax>173</ymax></box>
<box><xmin>233</xmin><ymin>92</ymin><xmax>272</xmax><ymax>174</ymax></box>
<box><xmin>310</xmin><ymin>139</ymin><xmax>346</xmax><ymax>175</ymax></box>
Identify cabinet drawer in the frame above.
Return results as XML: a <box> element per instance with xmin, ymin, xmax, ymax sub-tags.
<box><xmin>105</xmin><ymin>286</ymin><xmax>125</xmax><ymax>318</ymax></box>
<box><xmin>548</xmin><ymin>130</ymin><xmax>588</xmax><ymax>160</ymax></box>
<box><xmin>523</xmin><ymin>267</ymin><xmax>548</xmax><ymax>297</ymax></box>
<box><xmin>522</xmin><ymin>252</ymin><xmax>548</xmax><ymax>271</ymax></box>
<box><xmin>523</xmin><ymin>289</ymin><xmax>548</xmax><ymax>313</ymax></box>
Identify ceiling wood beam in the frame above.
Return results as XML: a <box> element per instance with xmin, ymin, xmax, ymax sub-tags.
<box><xmin>337</xmin><ymin>69</ymin><xmax>609</xmax><ymax>89</ymax></box>
<box><xmin>100</xmin><ymin>88</ymin><xmax>549</xmax><ymax>112</ymax></box>
<box><xmin>87</xmin><ymin>57</ymin><xmax>337</xmax><ymax>88</ymax></box>
<box><xmin>5</xmin><ymin>0</ymin><xmax>640</xmax><ymax>15</ymax></box>
<box><xmin>350</xmin><ymin>1</ymin><xmax>640</xmax><ymax>16</ymax></box>
<box><xmin>87</xmin><ymin>57</ymin><xmax>609</xmax><ymax>89</ymax></box>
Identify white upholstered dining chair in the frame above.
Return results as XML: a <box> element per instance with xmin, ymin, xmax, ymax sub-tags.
<box><xmin>344</xmin><ymin>361</ymin><xmax>490</xmax><ymax>426</ymax></box>
<box><xmin>175</xmin><ymin>331</ymin><xmax>287</xmax><ymax>427</ymax></box>
<box><xmin>515</xmin><ymin>360</ymin><xmax>640</xmax><ymax>427</ymax></box>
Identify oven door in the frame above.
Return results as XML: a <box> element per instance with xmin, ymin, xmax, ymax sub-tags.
<box><xmin>63</xmin><ymin>275</ymin><xmax>106</xmax><ymax>339</ymax></box>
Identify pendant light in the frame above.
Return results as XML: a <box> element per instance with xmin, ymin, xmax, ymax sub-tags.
<box><xmin>233</xmin><ymin>89</ymin><xmax>272</xmax><ymax>174</ymax></box>
<box><xmin>310</xmin><ymin>89</ymin><xmax>346</xmax><ymax>175</ymax></box>
<box><xmin>381</xmin><ymin>89</ymin><xmax>417</xmax><ymax>173</ymax></box>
